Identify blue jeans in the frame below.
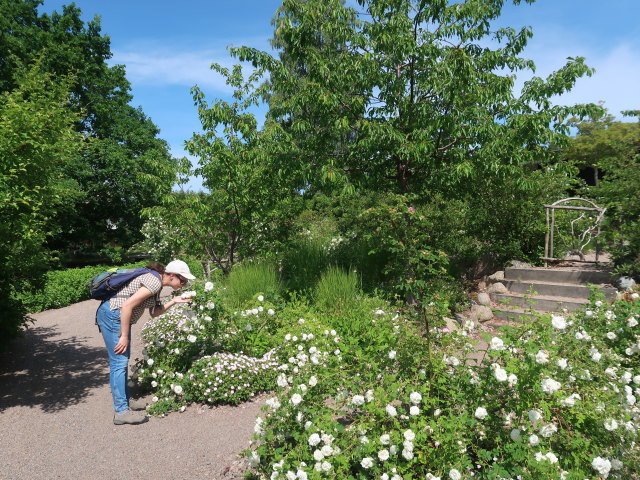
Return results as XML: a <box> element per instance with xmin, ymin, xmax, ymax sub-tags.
<box><xmin>96</xmin><ymin>301</ymin><xmax>130</xmax><ymax>413</ymax></box>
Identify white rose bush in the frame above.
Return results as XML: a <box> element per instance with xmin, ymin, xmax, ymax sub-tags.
<box><xmin>245</xmin><ymin>294</ymin><xmax>640</xmax><ymax>479</ymax></box>
<box><xmin>129</xmin><ymin>275</ymin><xmax>639</xmax><ymax>478</ymax></box>
<box><xmin>132</xmin><ymin>287</ymin><xmax>283</xmax><ymax>413</ymax></box>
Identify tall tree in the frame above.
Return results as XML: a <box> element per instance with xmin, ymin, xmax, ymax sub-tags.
<box><xmin>0</xmin><ymin>0</ymin><xmax>179</xmax><ymax>255</ymax></box>
<box><xmin>234</xmin><ymin>0</ymin><xmax>600</xmax><ymax>197</ymax></box>
<box><xmin>0</xmin><ymin>62</ymin><xmax>83</xmax><ymax>346</ymax></box>
<box><xmin>178</xmin><ymin>64</ymin><xmax>300</xmax><ymax>273</ymax></box>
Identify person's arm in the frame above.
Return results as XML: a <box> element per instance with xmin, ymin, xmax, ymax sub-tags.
<box><xmin>113</xmin><ymin>286</ymin><xmax>154</xmax><ymax>355</ymax></box>
<box><xmin>150</xmin><ymin>296</ymin><xmax>192</xmax><ymax>318</ymax></box>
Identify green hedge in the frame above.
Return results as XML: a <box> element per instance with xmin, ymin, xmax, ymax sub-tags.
<box><xmin>17</xmin><ymin>257</ymin><xmax>206</xmax><ymax>314</ymax></box>
<box><xmin>16</xmin><ymin>261</ymin><xmax>146</xmax><ymax>313</ymax></box>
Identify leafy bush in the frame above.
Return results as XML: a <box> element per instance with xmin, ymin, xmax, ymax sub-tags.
<box><xmin>132</xmin><ymin>282</ymin><xmax>286</xmax><ymax>414</ymax></box>
<box><xmin>185</xmin><ymin>351</ymin><xmax>279</xmax><ymax>406</ymax></box>
<box><xmin>597</xmin><ymin>153</ymin><xmax>640</xmax><ymax>279</ymax></box>
<box><xmin>15</xmin><ymin>261</ymin><xmax>147</xmax><ymax>313</ymax></box>
<box><xmin>246</xmin><ymin>295</ymin><xmax>640</xmax><ymax>479</ymax></box>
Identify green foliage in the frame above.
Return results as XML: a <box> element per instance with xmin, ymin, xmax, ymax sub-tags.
<box><xmin>0</xmin><ymin>60</ymin><xmax>82</xmax><ymax>348</ymax></box>
<box><xmin>314</xmin><ymin>266</ymin><xmax>360</xmax><ymax>313</ymax></box>
<box><xmin>0</xmin><ymin>0</ymin><xmax>180</xmax><ymax>253</ymax></box>
<box><xmin>126</xmin><ymin>254</ymin><xmax>640</xmax><ymax>479</ymax></box>
<box><xmin>356</xmin><ymin>194</ymin><xmax>452</xmax><ymax>303</ymax></box>
<box><xmin>14</xmin><ymin>261</ymin><xmax>147</xmax><ymax>313</ymax></box>
<box><xmin>234</xmin><ymin>0</ymin><xmax>600</xmax><ymax>198</ymax></box>
<box><xmin>247</xmin><ymin>295</ymin><xmax>640</xmax><ymax>480</ymax></box>
<box><xmin>181</xmin><ymin>65</ymin><xmax>302</xmax><ymax>273</ymax></box>
<box><xmin>224</xmin><ymin>262</ymin><xmax>282</xmax><ymax>308</ymax></box>
<box><xmin>564</xmin><ymin>112</ymin><xmax>640</xmax><ymax>277</ymax></box>
<box><xmin>281</xmin><ymin>236</ymin><xmax>332</xmax><ymax>293</ymax></box>
<box><xmin>185</xmin><ymin>351</ymin><xmax>279</xmax><ymax>407</ymax></box>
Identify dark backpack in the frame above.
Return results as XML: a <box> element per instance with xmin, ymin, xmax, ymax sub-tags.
<box><xmin>88</xmin><ymin>267</ymin><xmax>161</xmax><ymax>301</ymax></box>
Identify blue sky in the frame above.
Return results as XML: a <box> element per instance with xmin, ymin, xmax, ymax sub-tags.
<box><xmin>41</xmin><ymin>0</ymin><xmax>640</xmax><ymax>191</ymax></box>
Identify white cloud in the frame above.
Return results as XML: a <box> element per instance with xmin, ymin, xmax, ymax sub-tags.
<box><xmin>112</xmin><ymin>48</ymin><xmax>234</xmax><ymax>92</ymax></box>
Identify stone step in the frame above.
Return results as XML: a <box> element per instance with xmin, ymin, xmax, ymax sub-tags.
<box><xmin>502</xmin><ymin>279</ymin><xmax>617</xmax><ymax>300</ymax></box>
<box><xmin>493</xmin><ymin>308</ymin><xmax>539</xmax><ymax>322</ymax></box>
<box><xmin>491</xmin><ymin>293</ymin><xmax>589</xmax><ymax>312</ymax></box>
<box><xmin>504</xmin><ymin>267</ymin><xmax>612</xmax><ymax>285</ymax></box>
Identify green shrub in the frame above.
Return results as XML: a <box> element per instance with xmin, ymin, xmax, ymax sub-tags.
<box><xmin>224</xmin><ymin>261</ymin><xmax>282</xmax><ymax>308</ymax></box>
<box><xmin>247</xmin><ymin>295</ymin><xmax>640</xmax><ymax>480</ymax></box>
<box><xmin>314</xmin><ymin>266</ymin><xmax>360</xmax><ymax>312</ymax></box>
<box><xmin>185</xmin><ymin>351</ymin><xmax>279</xmax><ymax>407</ymax></box>
<box><xmin>16</xmin><ymin>261</ymin><xmax>146</xmax><ymax>313</ymax></box>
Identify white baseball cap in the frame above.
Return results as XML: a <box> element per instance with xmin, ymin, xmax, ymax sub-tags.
<box><xmin>165</xmin><ymin>259</ymin><xmax>196</xmax><ymax>280</ymax></box>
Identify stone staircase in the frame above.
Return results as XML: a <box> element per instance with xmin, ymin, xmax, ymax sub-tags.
<box><xmin>491</xmin><ymin>266</ymin><xmax>617</xmax><ymax>321</ymax></box>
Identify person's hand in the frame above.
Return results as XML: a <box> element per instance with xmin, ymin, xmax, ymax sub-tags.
<box><xmin>173</xmin><ymin>296</ymin><xmax>193</xmax><ymax>304</ymax></box>
<box><xmin>114</xmin><ymin>335</ymin><xmax>129</xmax><ymax>354</ymax></box>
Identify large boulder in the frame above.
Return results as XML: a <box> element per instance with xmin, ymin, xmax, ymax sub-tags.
<box><xmin>443</xmin><ymin>317</ymin><xmax>460</xmax><ymax>332</ymax></box>
<box><xmin>616</xmin><ymin>276</ymin><xmax>637</xmax><ymax>291</ymax></box>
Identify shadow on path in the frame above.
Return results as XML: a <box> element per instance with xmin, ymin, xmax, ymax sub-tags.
<box><xmin>0</xmin><ymin>324</ymin><xmax>105</xmax><ymax>413</ymax></box>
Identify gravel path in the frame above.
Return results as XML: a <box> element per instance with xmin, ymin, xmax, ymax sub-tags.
<box><xmin>0</xmin><ymin>298</ymin><xmax>263</xmax><ymax>480</ymax></box>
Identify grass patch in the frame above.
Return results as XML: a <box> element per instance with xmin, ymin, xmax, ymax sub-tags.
<box><xmin>314</xmin><ymin>265</ymin><xmax>360</xmax><ymax>312</ymax></box>
<box><xmin>224</xmin><ymin>261</ymin><xmax>282</xmax><ymax>307</ymax></box>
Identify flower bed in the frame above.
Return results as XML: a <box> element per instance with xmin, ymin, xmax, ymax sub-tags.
<box><xmin>131</xmin><ymin>279</ymin><xmax>639</xmax><ymax>478</ymax></box>
<box><xmin>248</xmin><ymin>297</ymin><xmax>640</xmax><ymax>479</ymax></box>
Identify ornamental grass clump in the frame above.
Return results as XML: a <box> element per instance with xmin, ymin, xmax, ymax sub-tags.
<box><xmin>314</xmin><ymin>265</ymin><xmax>360</xmax><ymax>313</ymax></box>
<box><xmin>246</xmin><ymin>295</ymin><xmax>640</xmax><ymax>479</ymax></box>
<box><xmin>224</xmin><ymin>262</ymin><xmax>282</xmax><ymax>307</ymax></box>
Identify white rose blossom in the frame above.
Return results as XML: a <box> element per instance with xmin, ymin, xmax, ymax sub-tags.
<box><xmin>490</xmin><ymin>337</ymin><xmax>506</xmax><ymax>350</ymax></box>
<box><xmin>360</xmin><ymin>457</ymin><xmax>374</xmax><ymax>469</ymax></box>
<box><xmin>308</xmin><ymin>433</ymin><xmax>321</xmax><ymax>446</ymax></box>
<box><xmin>535</xmin><ymin>350</ymin><xmax>549</xmax><ymax>364</ymax></box>
<box><xmin>409</xmin><ymin>391</ymin><xmax>422</xmax><ymax>404</ymax></box>
<box><xmin>592</xmin><ymin>457</ymin><xmax>612</xmax><ymax>478</ymax></box>
<box><xmin>541</xmin><ymin>377</ymin><xmax>561</xmax><ymax>394</ymax></box>
<box><xmin>492</xmin><ymin>364</ymin><xmax>508</xmax><ymax>382</ymax></box>
<box><xmin>604</xmin><ymin>418</ymin><xmax>618</xmax><ymax>431</ymax></box>
<box><xmin>475</xmin><ymin>407</ymin><xmax>488</xmax><ymax>420</ymax></box>
<box><xmin>551</xmin><ymin>315</ymin><xmax>567</xmax><ymax>329</ymax></box>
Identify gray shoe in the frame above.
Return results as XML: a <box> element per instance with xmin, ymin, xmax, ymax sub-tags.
<box><xmin>128</xmin><ymin>397</ymin><xmax>149</xmax><ymax>411</ymax></box>
<box><xmin>113</xmin><ymin>409</ymin><xmax>148</xmax><ymax>425</ymax></box>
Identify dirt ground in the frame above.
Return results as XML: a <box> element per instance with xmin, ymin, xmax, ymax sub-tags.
<box><xmin>0</xmin><ymin>298</ymin><xmax>263</xmax><ymax>480</ymax></box>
